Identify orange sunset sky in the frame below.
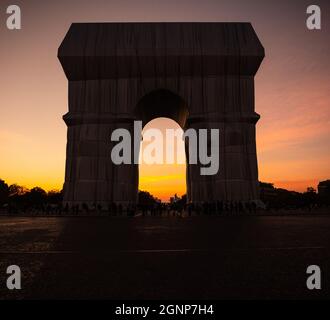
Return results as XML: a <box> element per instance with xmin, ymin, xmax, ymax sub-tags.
<box><xmin>0</xmin><ymin>0</ymin><xmax>329</xmax><ymax>201</ymax></box>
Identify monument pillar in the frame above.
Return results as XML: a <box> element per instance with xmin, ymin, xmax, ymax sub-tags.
<box><xmin>63</xmin><ymin>109</ymin><xmax>138</xmax><ymax>208</ymax></box>
<box><xmin>186</xmin><ymin>75</ymin><xmax>260</xmax><ymax>203</ymax></box>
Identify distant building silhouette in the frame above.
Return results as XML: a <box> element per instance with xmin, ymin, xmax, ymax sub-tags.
<box><xmin>318</xmin><ymin>180</ymin><xmax>330</xmax><ymax>197</ymax></box>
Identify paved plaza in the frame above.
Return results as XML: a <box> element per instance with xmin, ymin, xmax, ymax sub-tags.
<box><xmin>0</xmin><ymin>214</ymin><xmax>329</xmax><ymax>299</ymax></box>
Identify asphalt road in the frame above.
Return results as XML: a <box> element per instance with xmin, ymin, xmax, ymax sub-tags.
<box><xmin>0</xmin><ymin>214</ymin><xmax>329</xmax><ymax>299</ymax></box>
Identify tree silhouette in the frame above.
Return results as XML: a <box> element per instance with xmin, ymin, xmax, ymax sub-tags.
<box><xmin>138</xmin><ymin>190</ymin><xmax>160</xmax><ymax>206</ymax></box>
<box><xmin>26</xmin><ymin>187</ymin><xmax>47</xmax><ymax>206</ymax></box>
<box><xmin>9</xmin><ymin>183</ymin><xmax>28</xmax><ymax>197</ymax></box>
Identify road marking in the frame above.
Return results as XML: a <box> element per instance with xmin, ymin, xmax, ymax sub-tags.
<box><xmin>0</xmin><ymin>246</ymin><xmax>326</xmax><ymax>254</ymax></box>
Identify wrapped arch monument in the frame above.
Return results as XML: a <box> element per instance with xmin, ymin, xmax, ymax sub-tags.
<box><xmin>58</xmin><ymin>22</ymin><xmax>264</xmax><ymax>208</ymax></box>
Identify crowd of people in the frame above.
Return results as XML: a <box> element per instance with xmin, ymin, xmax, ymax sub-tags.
<box><xmin>2</xmin><ymin>179</ymin><xmax>328</xmax><ymax>216</ymax></box>
<box><xmin>3</xmin><ymin>200</ymin><xmax>259</xmax><ymax>217</ymax></box>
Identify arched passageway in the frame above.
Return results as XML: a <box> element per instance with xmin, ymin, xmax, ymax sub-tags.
<box><xmin>136</xmin><ymin>89</ymin><xmax>188</xmax><ymax>202</ymax></box>
<box><xmin>139</xmin><ymin>117</ymin><xmax>186</xmax><ymax>202</ymax></box>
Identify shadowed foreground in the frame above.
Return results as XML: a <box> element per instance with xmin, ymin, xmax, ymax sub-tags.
<box><xmin>0</xmin><ymin>215</ymin><xmax>329</xmax><ymax>299</ymax></box>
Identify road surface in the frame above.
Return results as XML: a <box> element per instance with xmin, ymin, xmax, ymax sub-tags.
<box><xmin>0</xmin><ymin>214</ymin><xmax>329</xmax><ymax>299</ymax></box>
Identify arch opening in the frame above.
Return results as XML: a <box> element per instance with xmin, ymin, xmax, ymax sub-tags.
<box><xmin>135</xmin><ymin>89</ymin><xmax>189</xmax><ymax>128</ymax></box>
<box><xmin>139</xmin><ymin>117</ymin><xmax>186</xmax><ymax>202</ymax></box>
<box><xmin>136</xmin><ymin>89</ymin><xmax>188</xmax><ymax>202</ymax></box>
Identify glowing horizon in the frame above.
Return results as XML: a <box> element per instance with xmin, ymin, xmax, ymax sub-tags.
<box><xmin>1</xmin><ymin>116</ymin><xmax>327</xmax><ymax>202</ymax></box>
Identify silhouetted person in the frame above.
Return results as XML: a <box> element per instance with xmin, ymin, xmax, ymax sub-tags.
<box><xmin>188</xmin><ymin>204</ymin><xmax>192</xmax><ymax>216</ymax></box>
<box><xmin>251</xmin><ymin>201</ymin><xmax>257</xmax><ymax>214</ymax></box>
<box><xmin>82</xmin><ymin>202</ymin><xmax>89</xmax><ymax>214</ymax></box>
<box><xmin>238</xmin><ymin>201</ymin><xmax>244</xmax><ymax>214</ymax></box>
<box><xmin>118</xmin><ymin>204</ymin><xmax>123</xmax><ymax>216</ymax></box>
<box><xmin>246</xmin><ymin>202</ymin><xmax>252</xmax><ymax>214</ymax></box>
<box><xmin>64</xmin><ymin>203</ymin><xmax>69</xmax><ymax>215</ymax></box>
<box><xmin>112</xmin><ymin>202</ymin><xmax>117</xmax><ymax>216</ymax></box>
<box><xmin>97</xmin><ymin>204</ymin><xmax>102</xmax><ymax>213</ymax></box>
